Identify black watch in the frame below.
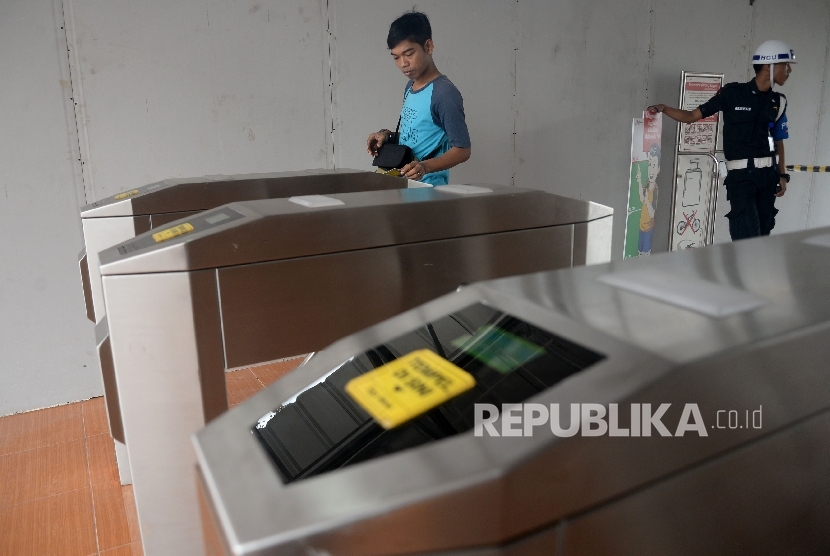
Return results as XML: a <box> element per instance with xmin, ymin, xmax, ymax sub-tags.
<box><xmin>779</xmin><ymin>173</ymin><xmax>791</xmax><ymax>183</ymax></box>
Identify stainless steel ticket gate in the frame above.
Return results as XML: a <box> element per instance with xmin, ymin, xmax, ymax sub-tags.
<box><xmin>99</xmin><ymin>185</ymin><xmax>613</xmax><ymax>555</ymax></box>
<box><xmin>193</xmin><ymin>226</ymin><xmax>830</xmax><ymax>556</ymax></box>
<box><xmin>79</xmin><ymin>169</ymin><xmax>406</xmax><ymax>484</ymax></box>
<box><xmin>80</xmin><ymin>169</ymin><xmax>407</xmax><ymax>324</ymax></box>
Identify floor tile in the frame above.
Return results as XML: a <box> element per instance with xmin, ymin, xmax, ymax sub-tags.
<box><xmin>82</xmin><ymin>397</ymin><xmax>111</xmax><ymax>437</ymax></box>
<box><xmin>100</xmin><ymin>542</ymin><xmax>144</xmax><ymax>555</ymax></box>
<box><xmin>248</xmin><ymin>356</ymin><xmax>305</xmax><ymax>387</ymax></box>
<box><xmin>0</xmin><ymin>403</ymin><xmax>84</xmax><ymax>456</ymax></box>
<box><xmin>226</xmin><ymin>369</ymin><xmax>264</xmax><ymax>407</ymax></box>
<box><xmin>87</xmin><ymin>433</ymin><xmax>120</xmax><ymax>486</ymax></box>
<box><xmin>92</xmin><ymin>481</ymin><xmax>132</xmax><ymax>551</ymax></box>
<box><xmin>0</xmin><ymin>438</ymin><xmax>88</xmax><ymax>509</ymax></box>
<box><xmin>0</xmin><ymin>487</ymin><xmax>97</xmax><ymax>556</ymax></box>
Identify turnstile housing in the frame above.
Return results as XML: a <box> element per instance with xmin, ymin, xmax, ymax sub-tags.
<box><xmin>193</xmin><ymin>226</ymin><xmax>830</xmax><ymax>555</ymax></box>
<box><xmin>99</xmin><ymin>184</ymin><xmax>613</xmax><ymax>555</ymax></box>
<box><xmin>79</xmin><ymin>169</ymin><xmax>407</xmax><ymax>484</ymax></box>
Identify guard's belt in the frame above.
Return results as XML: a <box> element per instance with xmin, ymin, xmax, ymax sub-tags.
<box><xmin>725</xmin><ymin>157</ymin><xmax>773</xmax><ymax>171</ymax></box>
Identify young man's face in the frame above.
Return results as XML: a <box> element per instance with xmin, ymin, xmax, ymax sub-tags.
<box><xmin>773</xmin><ymin>62</ymin><xmax>792</xmax><ymax>86</ymax></box>
<box><xmin>390</xmin><ymin>39</ymin><xmax>433</xmax><ymax>81</ymax></box>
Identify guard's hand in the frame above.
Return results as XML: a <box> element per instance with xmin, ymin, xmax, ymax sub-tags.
<box><xmin>647</xmin><ymin>104</ymin><xmax>665</xmax><ymax>114</ymax></box>
<box><xmin>775</xmin><ymin>177</ymin><xmax>787</xmax><ymax>197</ymax></box>
<box><xmin>367</xmin><ymin>132</ymin><xmax>387</xmax><ymax>156</ymax></box>
<box><xmin>401</xmin><ymin>160</ymin><xmax>427</xmax><ymax>181</ymax></box>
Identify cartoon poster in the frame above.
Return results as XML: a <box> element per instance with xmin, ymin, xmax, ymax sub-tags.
<box><xmin>624</xmin><ymin>112</ymin><xmax>663</xmax><ymax>259</ymax></box>
<box><xmin>670</xmin><ymin>154</ymin><xmax>715</xmax><ymax>250</ymax></box>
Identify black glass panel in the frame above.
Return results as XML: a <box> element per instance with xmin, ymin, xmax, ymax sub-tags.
<box><xmin>254</xmin><ymin>303</ymin><xmax>605</xmax><ymax>484</ymax></box>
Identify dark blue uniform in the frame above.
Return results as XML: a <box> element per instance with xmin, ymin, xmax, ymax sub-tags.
<box><xmin>698</xmin><ymin>80</ymin><xmax>788</xmax><ymax>240</ymax></box>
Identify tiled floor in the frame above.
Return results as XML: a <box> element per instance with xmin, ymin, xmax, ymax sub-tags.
<box><xmin>0</xmin><ymin>356</ymin><xmax>303</xmax><ymax>555</ymax></box>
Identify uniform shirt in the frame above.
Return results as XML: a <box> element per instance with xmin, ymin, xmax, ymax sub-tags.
<box><xmin>698</xmin><ymin>79</ymin><xmax>788</xmax><ymax>161</ymax></box>
<box><xmin>399</xmin><ymin>75</ymin><xmax>471</xmax><ymax>186</ymax></box>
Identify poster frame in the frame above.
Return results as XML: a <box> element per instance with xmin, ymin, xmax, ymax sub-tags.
<box><xmin>668</xmin><ymin>71</ymin><xmax>724</xmax><ymax>250</ymax></box>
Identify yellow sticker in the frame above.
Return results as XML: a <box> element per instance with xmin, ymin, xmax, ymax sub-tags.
<box><xmin>114</xmin><ymin>189</ymin><xmax>140</xmax><ymax>201</ymax></box>
<box><xmin>152</xmin><ymin>222</ymin><xmax>194</xmax><ymax>243</ymax></box>
<box><xmin>345</xmin><ymin>349</ymin><xmax>476</xmax><ymax>429</ymax></box>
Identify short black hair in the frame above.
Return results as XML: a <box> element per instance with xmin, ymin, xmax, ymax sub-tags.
<box><xmin>387</xmin><ymin>11</ymin><xmax>432</xmax><ymax>50</ymax></box>
<box><xmin>753</xmin><ymin>64</ymin><xmax>764</xmax><ymax>74</ymax></box>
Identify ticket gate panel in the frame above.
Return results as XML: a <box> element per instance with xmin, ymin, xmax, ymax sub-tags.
<box><xmin>149</xmin><ymin>209</ymin><xmax>201</xmax><ymax>229</ymax></box>
<box><xmin>218</xmin><ymin>225</ymin><xmax>575</xmax><ymax>368</ymax></box>
<box><xmin>80</xmin><ymin>170</ymin><xmax>408</xmax><ymax>483</ymax></box>
<box><xmin>100</xmin><ymin>188</ymin><xmax>610</xmax><ymax>275</ymax></box>
<box><xmin>561</xmin><ymin>409</ymin><xmax>830</xmax><ymax>556</ymax></box>
<box><xmin>78</xmin><ymin>250</ymin><xmax>95</xmax><ymax>322</ymax></box>
<box><xmin>80</xmin><ymin>169</ymin><xmax>406</xmax><ymax>323</ymax></box>
<box><xmin>81</xmin><ymin>215</ymin><xmax>141</xmax><ymax>323</ymax></box>
<box><xmin>193</xmin><ymin>227</ymin><xmax>830</xmax><ymax>555</ymax></box>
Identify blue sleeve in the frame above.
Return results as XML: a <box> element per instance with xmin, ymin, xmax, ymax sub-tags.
<box><xmin>772</xmin><ymin>112</ymin><xmax>789</xmax><ymax>141</ymax></box>
<box><xmin>430</xmin><ymin>77</ymin><xmax>471</xmax><ymax>148</ymax></box>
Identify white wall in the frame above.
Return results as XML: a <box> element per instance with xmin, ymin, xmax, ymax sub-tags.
<box><xmin>3</xmin><ymin>0</ymin><xmax>830</xmax><ymax>415</ymax></box>
<box><xmin>0</xmin><ymin>0</ymin><xmax>99</xmax><ymax>416</ymax></box>
<box><xmin>66</xmin><ymin>0</ymin><xmax>333</xmax><ymax>199</ymax></box>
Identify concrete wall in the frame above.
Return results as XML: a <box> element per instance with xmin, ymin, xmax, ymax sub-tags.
<box><xmin>3</xmin><ymin>0</ymin><xmax>830</xmax><ymax>415</ymax></box>
<box><xmin>0</xmin><ymin>0</ymin><xmax>99</xmax><ymax>416</ymax></box>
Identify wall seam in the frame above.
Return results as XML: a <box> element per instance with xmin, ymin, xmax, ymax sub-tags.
<box><xmin>510</xmin><ymin>0</ymin><xmax>519</xmax><ymax>187</ymax></box>
<box><xmin>805</xmin><ymin>18</ymin><xmax>830</xmax><ymax>227</ymax></box>
<box><xmin>324</xmin><ymin>0</ymin><xmax>339</xmax><ymax>169</ymax></box>
<box><xmin>61</xmin><ymin>0</ymin><xmax>95</xmax><ymax>203</ymax></box>
<box><xmin>54</xmin><ymin>0</ymin><xmax>85</xmax><ymax>212</ymax></box>
<box><xmin>644</xmin><ymin>0</ymin><xmax>656</xmax><ymax>105</ymax></box>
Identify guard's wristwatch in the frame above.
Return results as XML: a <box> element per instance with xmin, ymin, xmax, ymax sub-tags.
<box><xmin>780</xmin><ymin>173</ymin><xmax>791</xmax><ymax>183</ymax></box>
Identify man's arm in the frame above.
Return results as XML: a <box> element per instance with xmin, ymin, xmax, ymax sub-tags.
<box><xmin>648</xmin><ymin>104</ymin><xmax>703</xmax><ymax>124</ymax></box>
<box><xmin>401</xmin><ymin>147</ymin><xmax>471</xmax><ymax>180</ymax></box>
<box><xmin>775</xmin><ymin>140</ymin><xmax>787</xmax><ymax>197</ymax></box>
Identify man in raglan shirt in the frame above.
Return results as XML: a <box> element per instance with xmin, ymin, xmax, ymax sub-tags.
<box><xmin>366</xmin><ymin>11</ymin><xmax>471</xmax><ymax>186</ymax></box>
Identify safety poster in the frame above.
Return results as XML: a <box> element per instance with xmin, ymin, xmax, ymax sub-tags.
<box><xmin>668</xmin><ymin>72</ymin><xmax>724</xmax><ymax>251</ymax></box>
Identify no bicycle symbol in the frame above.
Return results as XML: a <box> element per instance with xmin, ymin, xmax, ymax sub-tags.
<box><xmin>677</xmin><ymin>210</ymin><xmax>700</xmax><ymax>236</ymax></box>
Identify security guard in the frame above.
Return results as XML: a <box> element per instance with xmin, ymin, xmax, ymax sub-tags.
<box><xmin>649</xmin><ymin>40</ymin><xmax>795</xmax><ymax>241</ymax></box>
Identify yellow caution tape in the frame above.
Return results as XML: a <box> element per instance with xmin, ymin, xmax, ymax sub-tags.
<box><xmin>114</xmin><ymin>189</ymin><xmax>140</xmax><ymax>200</ymax></box>
<box><xmin>152</xmin><ymin>223</ymin><xmax>194</xmax><ymax>243</ymax></box>
<box><xmin>345</xmin><ymin>349</ymin><xmax>476</xmax><ymax>429</ymax></box>
<box><xmin>787</xmin><ymin>165</ymin><xmax>829</xmax><ymax>172</ymax></box>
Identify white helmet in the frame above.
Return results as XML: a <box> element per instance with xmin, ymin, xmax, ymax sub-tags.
<box><xmin>753</xmin><ymin>40</ymin><xmax>796</xmax><ymax>65</ymax></box>
<box><xmin>753</xmin><ymin>40</ymin><xmax>795</xmax><ymax>89</ymax></box>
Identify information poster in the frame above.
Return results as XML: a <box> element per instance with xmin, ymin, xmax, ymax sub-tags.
<box><xmin>670</xmin><ymin>154</ymin><xmax>715</xmax><ymax>250</ymax></box>
<box><xmin>669</xmin><ymin>72</ymin><xmax>724</xmax><ymax>251</ymax></box>
<box><xmin>623</xmin><ymin>112</ymin><xmax>663</xmax><ymax>259</ymax></box>
<box><xmin>679</xmin><ymin>76</ymin><xmax>721</xmax><ymax>153</ymax></box>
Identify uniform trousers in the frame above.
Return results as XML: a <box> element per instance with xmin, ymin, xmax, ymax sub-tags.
<box><xmin>724</xmin><ymin>166</ymin><xmax>779</xmax><ymax>240</ymax></box>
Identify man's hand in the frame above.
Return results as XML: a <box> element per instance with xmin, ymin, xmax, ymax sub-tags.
<box><xmin>776</xmin><ymin>177</ymin><xmax>787</xmax><ymax>197</ymax></box>
<box><xmin>646</xmin><ymin>104</ymin><xmax>701</xmax><ymax>124</ymax></box>
<box><xmin>367</xmin><ymin>131</ymin><xmax>389</xmax><ymax>156</ymax></box>
<box><xmin>401</xmin><ymin>160</ymin><xmax>428</xmax><ymax>180</ymax></box>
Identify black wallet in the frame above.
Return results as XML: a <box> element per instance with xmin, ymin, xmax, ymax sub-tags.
<box><xmin>372</xmin><ymin>142</ymin><xmax>414</xmax><ymax>170</ymax></box>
